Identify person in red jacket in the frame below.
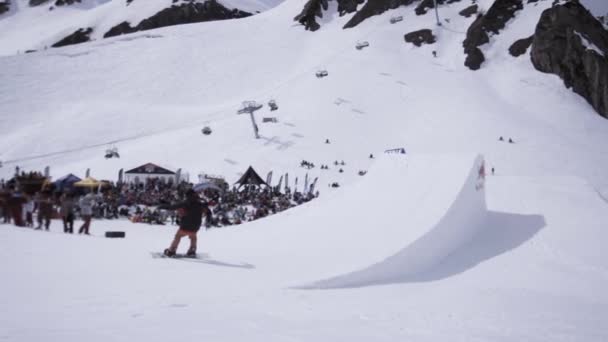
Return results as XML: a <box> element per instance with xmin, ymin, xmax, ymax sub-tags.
<box><xmin>159</xmin><ymin>189</ymin><xmax>212</xmax><ymax>257</ymax></box>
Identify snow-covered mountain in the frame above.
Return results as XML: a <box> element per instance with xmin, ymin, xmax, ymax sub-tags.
<box><xmin>1</xmin><ymin>0</ymin><xmax>608</xmax><ymax>341</ymax></box>
<box><xmin>0</xmin><ymin>0</ymin><xmax>284</xmax><ymax>54</ymax></box>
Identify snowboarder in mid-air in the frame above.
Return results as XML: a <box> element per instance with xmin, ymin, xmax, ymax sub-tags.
<box><xmin>159</xmin><ymin>189</ymin><xmax>212</xmax><ymax>257</ymax></box>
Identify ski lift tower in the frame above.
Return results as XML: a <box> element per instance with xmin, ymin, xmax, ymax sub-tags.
<box><xmin>237</xmin><ymin>101</ymin><xmax>263</xmax><ymax>139</ymax></box>
<box><xmin>434</xmin><ymin>0</ymin><xmax>441</xmax><ymax>26</ymax></box>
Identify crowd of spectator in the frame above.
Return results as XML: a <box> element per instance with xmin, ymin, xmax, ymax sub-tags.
<box><xmin>0</xmin><ymin>172</ymin><xmax>318</xmax><ymax>233</ymax></box>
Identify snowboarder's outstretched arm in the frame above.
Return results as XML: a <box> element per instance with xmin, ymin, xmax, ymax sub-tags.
<box><xmin>158</xmin><ymin>201</ymin><xmax>188</xmax><ymax>211</ymax></box>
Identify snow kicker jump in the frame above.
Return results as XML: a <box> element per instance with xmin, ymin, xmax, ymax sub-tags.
<box><xmin>297</xmin><ymin>153</ymin><xmax>488</xmax><ymax>289</ymax></box>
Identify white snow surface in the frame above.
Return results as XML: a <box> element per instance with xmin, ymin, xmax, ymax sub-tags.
<box><xmin>575</xmin><ymin>31</ymin><xmax>606</xmax><ymax>57</ymax></box>
<box><xmin>1</xmin><ymin>0</ymin><xmax>608</xmax><ymax>340</ymax></box>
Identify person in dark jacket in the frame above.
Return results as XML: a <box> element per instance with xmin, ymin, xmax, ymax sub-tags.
<box><xmin>36</xmin><ymin>191</ymin><xmax>54</xmax><ymax>231</ymax></box>
<box><xmin>60</xmin><ymin>193</ymin><xmax>75</xmax><ymax>233</ymax></box>
<box><xmin>159</xmin><ymin>189</ymin><xmax>212</xmax><ymax>257</ymax></box>
<box><xmin>7</xmin><ymin>189</ymin><xmax>26</xmax><ymax>227</ymax></box>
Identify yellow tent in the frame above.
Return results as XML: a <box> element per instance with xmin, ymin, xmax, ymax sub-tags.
<box><xmin>73</xmin><ymin>177</ymin><xmax>105</xmax><ymax>188</ymax></box>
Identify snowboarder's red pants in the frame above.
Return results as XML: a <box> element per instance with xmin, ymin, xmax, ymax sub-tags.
<box><xmin>169</xmin><ymin>229</ymin><xmax>197</xmax><ymax>252</ymax></box>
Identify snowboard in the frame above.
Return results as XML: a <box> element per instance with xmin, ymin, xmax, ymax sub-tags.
<box><xmin>150</xmin><ymin>252</ymin><xmax>208</xmax><ymax>260</ymax></box>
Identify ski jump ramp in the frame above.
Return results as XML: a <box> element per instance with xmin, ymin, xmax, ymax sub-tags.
<box><xmin>301</xmin><ymin>153</ymin><xmax>488</xmax><ymax>288</ymax></box>
<box><xmin>293</xmin><ymin>153</ymin><xmax>488</xmax><ymax>288</ymax></box>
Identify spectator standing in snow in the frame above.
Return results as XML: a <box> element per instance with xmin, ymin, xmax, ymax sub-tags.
<box><xmin>36</xmin><ymin>191</ymin><xmax>54</xmax><ymax>231</ymax></box>
<box><xmin>78</xmin><ymin>191</ymin><xmax>99</xmax><ymax>235</ymax></box>
<box><xmin>8</xmin><ymin>188</ymin><xmax>26</xmax><ymax>227</ymax></box>
<box><xmin>159</xmin><ymin>189</ymin><xmax>212</xmax><ymax>257</ymax></box>
<box><xmin>60</xmin><ymin>193</ymin><xmax>75</xmax><ymax>233</ymax></box>
<box><xmin>0</xmin><ymin>188</ymin><xmax>10</xmax><ymax>224</ymax></box>
<box><xmin>24</xmin><ymin>196</ymin><xmax>35</xmax><ymax>227</ymax></box>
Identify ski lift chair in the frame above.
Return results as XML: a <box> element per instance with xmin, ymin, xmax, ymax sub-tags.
<box><xmin>316</xmin><ymin>70</ymin><xmax>328</xmax><ymax>78</ymax></box>
<box><xmin>390</xmin><ymin>16</ymin><xmax>403</xmax><ymax>24</ymax></box>
<box><xmin>268</xmin><ymin>100</ymin><xmax>278</xmax><ymax>111</ymax></box>
<box><xmin>356</xmin><ymin>41</ymin><xmax>370</xmax><ymax>50</ymax></box>
<box><xmin>105</xmin><ymin>146</ymin><xmax>120</xmax><ymax>159</ymax></box>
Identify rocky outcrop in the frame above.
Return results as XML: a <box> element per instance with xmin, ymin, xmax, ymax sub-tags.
<box><xmin>337</xmin><ymin>0</ymin><xmax>364</xmax><ymax>15</ymax></box>
<box><xmin>530</xmin><ymin>0</ymin><xmax>608</xmax><ymax>118</ymax></box>
<box><xmin>55</xmin><ymin>0</ymin><xmax>82</xmax><ymax>6</ymax></box>
<box><xmin>29</xmin><ymin>0</ymin><xmax>49</xmax><ymax>6</ymax></box>
<box><xmin>29</xmin><ymin>0</ymin><xmax>80</xmax><ymax>6</ymax></box>
<box><xmin>294</xmin><ymin>0</ymin><xmax>329</xmax><ymax>32</ymax></box>
<box><xmin>104</xmin><ymin>0</ymin><xmax>250</xmax><ymax>38</ymax></box>
<box><xmin>0</xmin><ymin>0</ymin><xmax>9</xmax><ymax>15</ymax></box>
<box><xmin>294</xmin><ymin>0</ymin><xmax>364</xmax><ymax>31</ymax></box>
<box><xmin>462</xmin><ymin>0</ymin><xmax>523</xmax><ymax>70</ymax></box>
<box><xmin>509</xmin><ymin>35</ymin><xmax>533</xmax><ymax>57</ymax></box>
<box><xmin>344</xmin><ymin>0</ymin><xmax>417</xmax><ymax>29</ymax></box>
<box><xmin>294</xmin><ymin>0</ymin><xmax>423</xmax><ymax>30</ymax></box>
<box><xmin>459</xmin><ymin>4</ymin><xmax>478</xmax><ymax>18</ymax></box>
<box><xmin>51</xmin><ymin>27</ymin><xmax>93</xmax><ymax>47</ymax></box>
<box><xmin>404</xmin><ymin>29</ymin><xmax>436</xmax><ymax>46</ymax></box>
<box><xmin>415</xmin><ymin>0</ymin><xmax>461</xmax><ymax>16</ymax></box>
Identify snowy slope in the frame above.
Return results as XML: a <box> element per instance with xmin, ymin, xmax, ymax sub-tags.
<box><xmin>0</xmin><ymin>0</ymin><xmax>283</xmax><ymax>55</ymax></box>
<box><xmin>1</xmin><ymin>0</ymin><xmax>608</xmax><ymax>340</ymax></box>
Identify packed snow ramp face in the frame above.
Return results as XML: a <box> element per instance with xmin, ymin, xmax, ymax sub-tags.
<box><xmin>299</xmin><ymin>153</ymin><xmax>488</xmax><ymax>289</ymax></box>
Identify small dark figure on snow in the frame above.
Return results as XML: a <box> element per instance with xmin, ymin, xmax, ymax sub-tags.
<box><xmin>432</xmin><ymin>51</ymin><xmax>437</xmax><ymax>58</ymax></box>
<box><xmin>339</xmin><ymin>168</ymin><xmax>344</xmax><ymax>173</ymax></box>
<box><xmin>499</xmin><ymin>136</ymin><xmax>504</xmax><ymax>141</ymax></box>
<box><xmin>325</xmin><ymin>139</ymin><xmax>330</xmax><ymax>144</ymax></box>
<box><xmin>369</xmin><ymin>154</ymin><xmax>374</xmax><ymax>159</ymax></box>
<box><xmin>491</xmin><ymin>167</ymin><xmax>495</xmax><ymax>175</ymax></box>
<box><xmin>508</xmin><ymin>138</ymin><xmax>514</xmax><ymax>144</ymax></box>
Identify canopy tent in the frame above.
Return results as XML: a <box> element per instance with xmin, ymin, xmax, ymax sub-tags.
<box><xmin>74</xmin><ymin>177</ymin><xmax>106</xmax><ymax>188</ymax></box>
<box><xmin>124</xmin><ymin>163</ymin><xmax>176</xmax><ymax>184</ymax></box>
<box><xmin>53</xmin><ymin>174</ymin><xmax>81</xmax><ymax>192</ymax></box>
<box><xmin>193</xmin><ymin>182</ymin><xmax>223</xmax><ymax>193</ymax></box>
<box><xmin>235</xmin><ymin>166</ymin><xmax>268</xmax><ymax>189</ymax></box>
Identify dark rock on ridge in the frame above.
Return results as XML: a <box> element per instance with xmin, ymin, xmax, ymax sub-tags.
<box><xmin>104</xmin><ymin>0</ymin><xmax>250</xmax><ymax>38</ymax></box>
<box><xmin>0</xmin><ymin>0</ymin><xmax>9</xmax><ymax>15</ymax></box>
<box><xmin>459</xmin><ymin>4</ymin><xmax>478</xmax><ymax>18</ymax></box>
<box><xmin>462</xmin><ymin>0</ymin><xmax>523</xmax><ymax>70</ymax></box>
<box><xmin>404</xmin><ymin>29</ymin><xmax>436</xmax><ymax>46</ymax></box>
<box><xmin>52</xmin><ymin>27</ymin><xmax>93</xmax><ymax>47</ymax></box>
<box><xmin>294</xmin><ymin>0</ymin><xmax>329</xmax><ymax>31</ymax></box>
<box><xmin>509</xmin><ymin>35</ymin><xmax>533</xmax><ymax>57</ymax></box>
<box><xmin>415</xmin><ymin>0</ymin><xmax>461</xmax><ymax>16</ymax></box>
<box><xmin>343</xmin><ymin>0</ymin><xmax>418</xmax><ymax>29</ymax></box>
<box><xmin>530</xmin><ymin>0</ymin><xmax>608</xmax><ymax>118</ymax></box>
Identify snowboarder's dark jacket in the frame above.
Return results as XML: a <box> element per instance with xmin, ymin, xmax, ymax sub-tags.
<box><xmin>160</xmin><ymin>197</ymin><xmax>211</xmax><ymax>232</ymax></box>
